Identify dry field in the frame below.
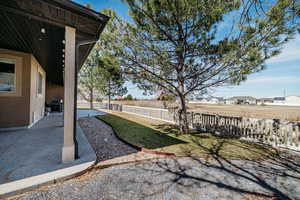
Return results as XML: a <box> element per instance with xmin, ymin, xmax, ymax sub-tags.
<box><xmin>189</xmin><ymin>103</ymin><xmax>300</xmax><ymax>122</ymax></box>
<box><xmin>112</xmin><ymin>100</ymin><xmax>173</xmax><ymax>108</ymax></box>
<box><xmin>112</xmin><ymin>100</ymin><xmax>300</xmax><ymax>122</ymax></box>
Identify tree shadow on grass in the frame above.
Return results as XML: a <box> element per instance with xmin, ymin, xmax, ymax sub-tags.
<box><xmin>153</xmin><ymin>123</ymin><xmax>182</xmax><ymax>136</ymax></box>
<box><xmin>153</xmin><ymin>123</ymin><xmax>280</xmax><ymax>158</ymax></box>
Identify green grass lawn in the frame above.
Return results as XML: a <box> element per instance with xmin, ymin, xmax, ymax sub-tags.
<box><xmin>97</xmin><ymin>113</ymin><xmax>279</xmax><ymax>160</ymax></box>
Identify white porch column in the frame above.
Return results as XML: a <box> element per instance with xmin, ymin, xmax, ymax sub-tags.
<box><xmin>62</xmin><ymin>26</ymin><xmax>76</xmax><ymax>162</ymax></box>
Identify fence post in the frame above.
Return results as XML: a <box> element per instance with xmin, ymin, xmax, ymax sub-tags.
<box><xmin>215</xmin><ymin>115</ymin><xmax>219</xmax><ymax>134</ymax></box>
<box><xmin>191</xmin><ymin>112</ymin><xmax>194</xmax><ymax>128</ymax></box>
<box><xmin>295</xmin><ymin>125</ymin><xmax>300</xmax><ymax>150</ymax></box>
<box><xmin>272</xmin><ymin>119</ymin><xmax>280</xmax><ymax>147</ymax></box>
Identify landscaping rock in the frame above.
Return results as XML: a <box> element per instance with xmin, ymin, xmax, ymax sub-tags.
<box><xmin>78</xmin><ymin>117</ymin><xmax>138</xmax><ymax>162</ymax></box>
<box><xmin>13</xmin><ymin>157</ymin><xmax>300</xmax><ymax>200</ymax></box>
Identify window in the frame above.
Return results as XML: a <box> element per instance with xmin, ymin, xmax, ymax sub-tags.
<box><xmin>37</xmin><ymin>71</ymin><xmax>43</xmax><ymax>95</ymax></box>
<box><xmin>0</xmin><ymin>59</ymin><xmax>16</xmax><ymax>92</ymax></box>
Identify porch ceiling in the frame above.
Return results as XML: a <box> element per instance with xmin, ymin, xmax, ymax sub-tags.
<box><xmin>0</xmin><ymin>0</ymin><xmax>109</xmax><ymax>85</ymax></box>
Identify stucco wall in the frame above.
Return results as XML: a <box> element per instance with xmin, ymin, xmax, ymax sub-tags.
<box><xmin>0</xmin><ymin>49</ymin><xmax>31</xmax><ymax>128</ymax></box>
<box><xmin>0</xmin><ymin>49</ymin><xmax>46</xmax><ymax>128</ymax></box>
<box><xmin>46</xmin><ymin>82</ymin><xmax>64</xmax><ymax>104</ymax></box>
<box><xmin>29</xmin><ymin>56</ymin><xmax>46</xmax><ymax>125</ymax></box>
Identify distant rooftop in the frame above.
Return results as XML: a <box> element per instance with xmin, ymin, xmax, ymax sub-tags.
<box><xmin>227</xmin><ymin>96</ymin><xmax>256</xmax><ymax>101</ymax></box>
<box><xmin>274</xmin><ymin>97</ymin><xmax>285</xmax><ymax>101</ymax></box>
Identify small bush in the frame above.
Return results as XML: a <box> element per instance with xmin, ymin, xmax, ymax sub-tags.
<box><xmin>124</xmin><ymin>94</ymin><xmax>133</xmax><ymax>100</ymax></box>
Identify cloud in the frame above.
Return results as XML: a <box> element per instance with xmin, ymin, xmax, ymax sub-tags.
<box><xmin>266</xmin><ymin>34</ymin><xmax>300</xmax><ymax>64</ymax></box>
<box><xmin>246</xmin><ymin>76</ymin><xmax>300</xmax><ymax>84</ymax></box>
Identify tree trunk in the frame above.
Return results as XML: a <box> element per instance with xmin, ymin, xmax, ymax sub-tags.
<box><xmin>178</xmin><ymin>94</ymin><xmax>189</xmax><ymax>134</ymax></box>
<box><xmin>89</xmin><ymin>88</ymin><xmax>94</xmax><ymax>109</ymax></box>
<box><xmin>178</xmin><ymin>74</ymin><xmax>189</xmax><ymax>134</ymax></box>
<box><xmin>108</xmin><ymin>77</ymin><xmax>111</xmax><ymax>110</ymax></box>
<box><xmin>78</xmin><ymin>88</ymin><xmax>90</xmax><ymax>102</ymax></box>
<box><xmin>176</xmin><ymin>36</ymin><xmax>188</xmax><ymax>134</ymax></box>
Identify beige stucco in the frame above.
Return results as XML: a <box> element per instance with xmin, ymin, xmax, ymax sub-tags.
<box><xmin>46</xmin><ymin>82</ymin><xmax>64</xmax><ymax>104</ymax></box>
<box><xmin>29</xmin><ymin>55</ymin><xmax>46</xmax><ymax>125</ymax></box>
<box><xmin>0</xmin><ymin>49</ymin><xmax>31</xmax><ymax>128</ymax></box>
<box><xmin>0</xmin><ymin>49</ymin><xmax>46</xmax><ymax>128</ymax></box>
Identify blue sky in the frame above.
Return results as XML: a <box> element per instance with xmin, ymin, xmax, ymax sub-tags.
<box><xmin>74</xmin><ymin>0</ymin><xmax>300</xmax><ymax>99</ymax></box>
<box><xmin>214</xmin><ymin>34</ymin><xmax>300</xmax><ymax>98</ymax></box>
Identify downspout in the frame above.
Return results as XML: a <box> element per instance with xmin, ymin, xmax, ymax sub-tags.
<box><xmin>74</xmin><ymin>39</ymin><xmax>98</xmax><ymax>159</ymax></box>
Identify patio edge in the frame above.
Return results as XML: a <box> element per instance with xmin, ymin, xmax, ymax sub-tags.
<box><xmin>0</xmin><ymin>160</ymin><xmax>95</xmax><ymax>198</ymax></box>
<box><xmin>0</xmin><ymin>120</ymin><xmax>97</xmax><ymax>198</ymax></box>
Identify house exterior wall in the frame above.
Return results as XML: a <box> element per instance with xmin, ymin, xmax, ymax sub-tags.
<box><xmin>273</xmin><ymin>100</ymin><xmax>285</xmax><ymax>104</ymax></box>
<box><xmin>226</xmin><ymin>99</ymin><xmax>236</xmax><ymax>104</ymax></box>
<box><xmin>0</xmin><ymin>49</ymin><xmax>46</xmax><ymax>128</ymax></box>
<box><xmin>0</xmin><ymin>49</ymin><xmax>31</xmax><ymax>128</ymax></box>
<box><xmin>46</xmin><ymin>82</ymin><xmax>64</xmax><ymax>104</ymax></box>
<box><xmin>285</xmin><ymin>96</ymin><xmax>300</xmax><ymax>106</ymax></box>
<box><xmin>29</xmin><ymin>55</ymin><xmax>46</xmax><ymax>125</ymax></box>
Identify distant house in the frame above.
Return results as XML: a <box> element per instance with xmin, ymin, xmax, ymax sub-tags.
<box><xmin>189</xmin><ymin>97</ymin><xmax>209</xmax><ymax>104</ymax></box>
<box><xmin>257</xmin><ymin>98</ymin><xmax>274</xmax><ymax>105</ymax></box>
<box><xmin>202</xmin><ymin>97</ymin><xmax>218</xmax><ymax>104</ymax></box>
<box><xmin>213</xmin><ymin>97</ymin><xmax>225</xmax><ymax>104</ymax></box>
<box><xmin>189</xmin><ymin>96</ymin><xmax>225</xmax><ymax>104</ymax></box>
<box><xmin>226</xmin><ymin>96</ymin><xmax>257</xmax><ymax>105</ymax></box>
<box><xmin>285</xmin><ymin>96</ymin><xmax>300</xmax><ymax>106</ymax></box>
<box><xmin>225</xmin><ymin>98</ymin><xmax>234</xmax><ymax>104</ymax></box>
<box><xmin>273</xmin><ymin>97</ymin><xmax>285</xmax><ymax>104</ymax></box>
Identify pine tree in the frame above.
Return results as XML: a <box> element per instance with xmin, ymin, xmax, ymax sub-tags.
<box><xmin>118</xmin><ymin>0</ymin><xmax>300</xmax><ymax>134</ymax></box>
<box><xmin>79</xmin><ymin>8</ymin><xmax>127</xmax><ymax>109</ymax></box>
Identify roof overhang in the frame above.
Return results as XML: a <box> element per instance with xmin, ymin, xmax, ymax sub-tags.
<box><xmin>0</xmin><ymin>0</ymin><xmax>109</xmax><ymax>85</ymax></box>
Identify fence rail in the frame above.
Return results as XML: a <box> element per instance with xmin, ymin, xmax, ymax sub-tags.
<box><xmin>85</xmin><ymin>102</ymin><xmax>300</xmax><ymax>151</ymax></box>
<box><xmin>122</xmin><ymin>105</ymin><xmax>174</xmax><ymax>123</ymax></box>
<box><xmin>189</xmin><ymin>112</ymin><xmax>300</xmax><ymax>151</ymax></box>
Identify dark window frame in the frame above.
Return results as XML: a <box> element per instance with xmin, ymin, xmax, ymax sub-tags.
<box><xmin>0</xmin><ymin>59</ymin><xmax>16</xmax><ymax>92</ymax></box>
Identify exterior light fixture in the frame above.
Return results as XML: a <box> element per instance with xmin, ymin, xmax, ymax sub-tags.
<box><xmin>41</xmin><ymin>28</ymin><xmax>46</xmax><ymax>34</ymax></box>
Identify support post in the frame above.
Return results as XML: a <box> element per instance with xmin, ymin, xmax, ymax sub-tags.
<box><xmin>62</xmin><ymin>26</ymin><xmax>76</xmax><ymax>162</ymax></box>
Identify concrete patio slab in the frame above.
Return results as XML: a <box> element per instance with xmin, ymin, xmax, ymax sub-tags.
<box><xmin>77</xmin><ymin>109</ymin><xmax>106</xmax><ymax>119</ymax></box>
<box><xmin>0</xmin><ymin>110</ymin><xmax>97</xmax><ymax>198</ymax></box>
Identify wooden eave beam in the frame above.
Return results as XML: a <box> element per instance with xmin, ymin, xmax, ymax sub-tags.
<box><xmin>0</xmin><ymin>4</ymin><xmax>99</xmax><ymax>39</ymax></box>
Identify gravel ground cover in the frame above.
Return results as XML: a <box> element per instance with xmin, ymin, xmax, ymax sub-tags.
<box><xmin>10</xmin><ymin>156</ymin><xmax>300</xmax><ymax>200</ymax></box>
<box><xmin>78</xmin><ymin>117</ymin><xmax>138</xmax><ymax>162</ymax></box>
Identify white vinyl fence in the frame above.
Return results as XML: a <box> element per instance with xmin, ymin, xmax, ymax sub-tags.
<box><xmin>122</xmin><ymin>105</ymin><xmax>174</xmax><ymax>123</ymax></box>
